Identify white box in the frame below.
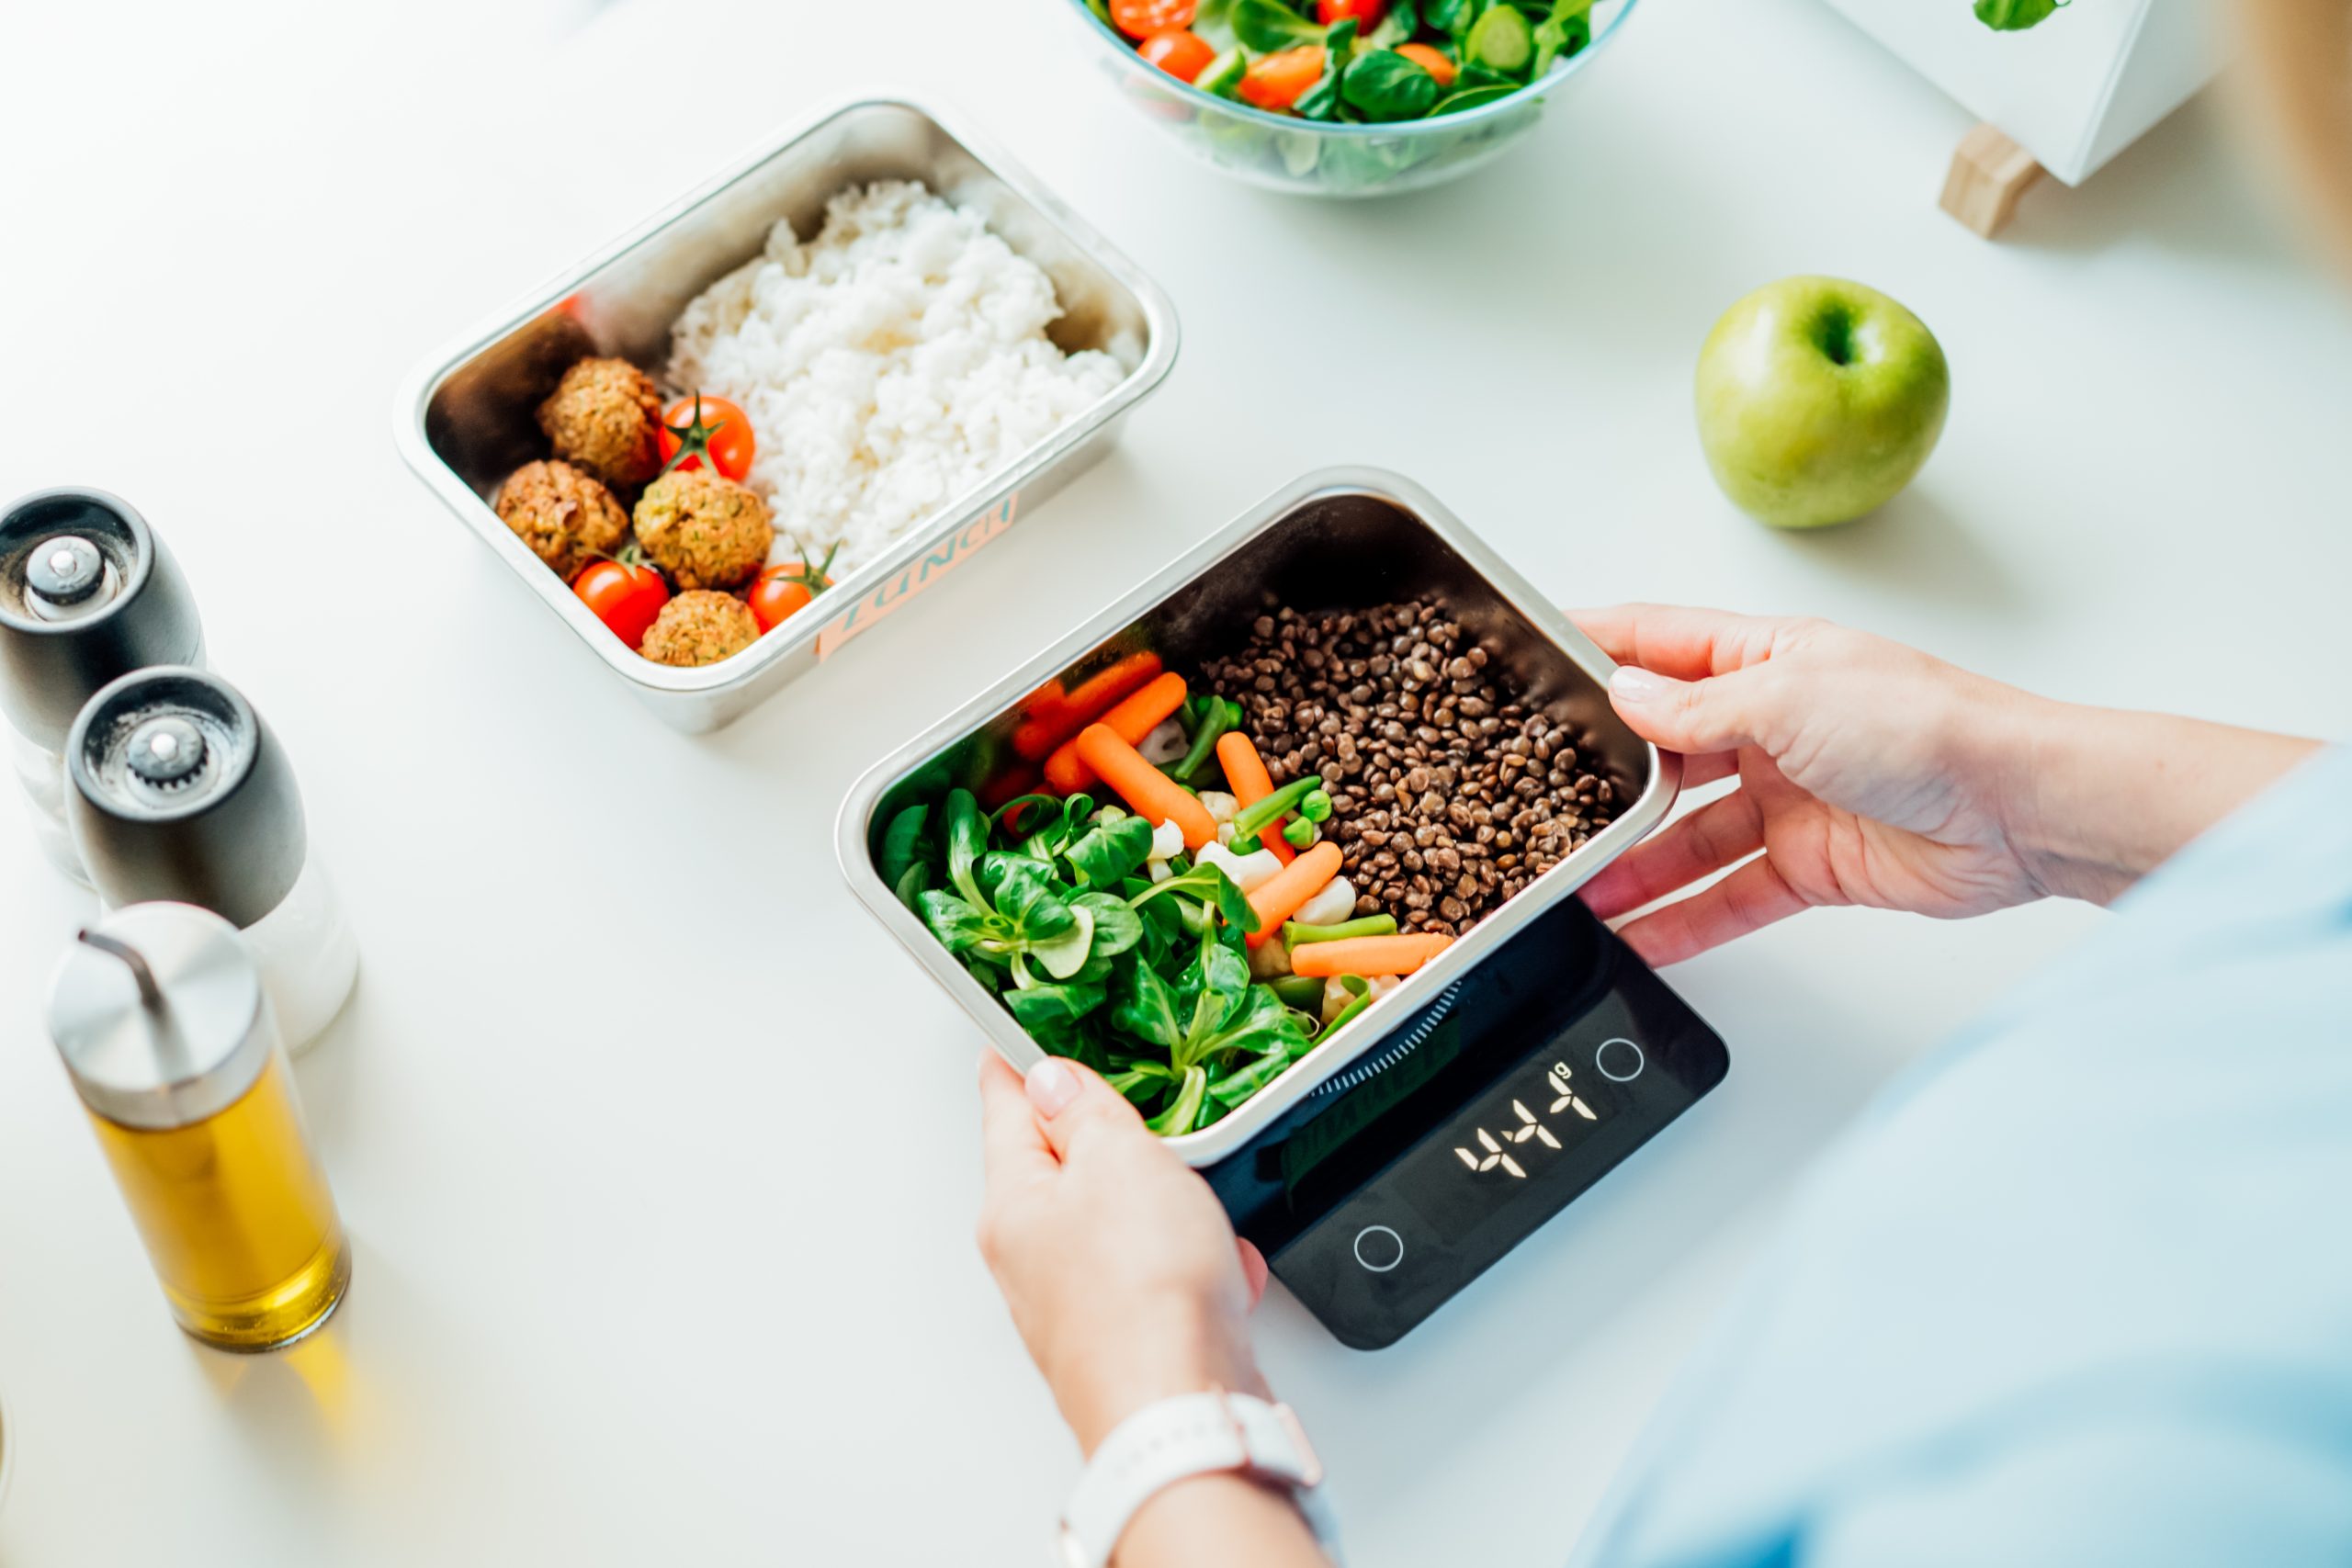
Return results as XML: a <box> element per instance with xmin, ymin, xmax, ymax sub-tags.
<box><xmin>1821</xmin><ymin>0</ymin><xmax>2221</xmax><ymax>184</ymax></box>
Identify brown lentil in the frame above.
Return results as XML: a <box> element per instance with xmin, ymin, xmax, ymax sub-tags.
<box><xmin>1199</xmin><ymin>598</ymin><xmax>1619</xmax><ymax>939</ymax></box>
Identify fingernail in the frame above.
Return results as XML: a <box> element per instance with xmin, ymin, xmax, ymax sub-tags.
<box><xmin>1026</xmin><ymin>1059</ymin><xmax>1079</xmax><ymax>1116</ymax></box>
<box><xmin>1611</xmin><ymin>666</ymin><xmax>1668</xmax><ymax>705</ymax></box>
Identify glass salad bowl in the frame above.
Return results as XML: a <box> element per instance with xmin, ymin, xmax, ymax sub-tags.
<box><xmin>1062</xmin><ymin>0</ymin><xmax>1639</xmax><ymax>198</ymax></box>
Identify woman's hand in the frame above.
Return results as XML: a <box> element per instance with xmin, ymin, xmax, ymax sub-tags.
<box><xmin>976</xmin><ymin>1052</ymin><xmax>1270</xmax><ymax>1457</ymax></box>
<box><xmin>977</xmin><ymin>1057</ymin><xmax>1330</xmax><ymax>1567</ymax></box>
<box><xmin>1572</xmin><ymin>604</ymin><xmax>2318</xmax><ymax>964</ymax></box>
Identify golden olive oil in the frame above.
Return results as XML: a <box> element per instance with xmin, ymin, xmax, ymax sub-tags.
<box><xmin>88</xmin><ymin>1047</ymin><xmax>349</xmax><ymax>1350</ymax></box>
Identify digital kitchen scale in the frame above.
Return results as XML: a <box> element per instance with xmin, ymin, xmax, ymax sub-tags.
<box><xmin>1205</xmin><ymin>895</ymin><xmax>1729</xmax><ymax>1349</ymax></box>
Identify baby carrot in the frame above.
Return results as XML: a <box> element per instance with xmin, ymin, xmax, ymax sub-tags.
<box><xmin>1046</xmin><ymin>671</ymin><xmax>1188</xmax><ymax>794</ymax></box>
<box><xmin>1396</xmin><ymin>41</ymin><xmax>1457</xmax><ymax>88</ymax></box>
<box><xmin>1290</xmin><ymin>933</ymin><xmax>1453</xmax><ymax>978</ymax></box>
<box><xmin>1074</xmin><ymin>724</ymin><xmax>1217</xmax><ymax>849</ymax></box>
<box><xmin>1215</xmin><ymin>730</ymin><xmax>1295</xmax><ymax>864</ymax></box>
<box><xmin>1012</xmin><ymin>651</ymin><xmax>1164</xmax><ymax>760</ymax></box>
<box><xmin>1243</xmin><ymin>841</ymin><xmax>1343</xmax><ymax>948</ymax></box>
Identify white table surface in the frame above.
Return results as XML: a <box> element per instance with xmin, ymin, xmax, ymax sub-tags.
<box><xmin>3</xmin><ymin>0</ymin><xmax>2347</xmax><ymax>1562</ymax></box>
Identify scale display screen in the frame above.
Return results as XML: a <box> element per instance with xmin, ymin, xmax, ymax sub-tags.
<box><xmin>1211</xmin><ymin>895</ymin><xmax>1728</xmax><ymax>1349</ymax></box>
<box><xmin>1406</xmin><ymin>1050</ymin><xmax>1633</xmax><ymax>1239</ymax></box>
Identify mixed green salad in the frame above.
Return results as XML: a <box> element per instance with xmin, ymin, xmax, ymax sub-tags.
<box><xmin>881</xmin><ymin>644</ymin><xmax>1473</xmax><ymax>1136</ymax></box>
<box><xmin>884</xmin><ymin>787</ymin><xmax>1341</xmax><ymax>1136</ymax></box>
<box><xmin>1086</xmin><ymin>0</ymin><xmax>1596</xmax><ymax>123</ymax></box>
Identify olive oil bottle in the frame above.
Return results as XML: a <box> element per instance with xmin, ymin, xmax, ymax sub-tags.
<box><xmin>47</xmin><ymin>904</ymin><xmax>349</xmax><ymax>1351</ymax></box>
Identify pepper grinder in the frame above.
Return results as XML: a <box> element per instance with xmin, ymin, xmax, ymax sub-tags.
<box><xmin>46</xmin><ymin>904</ymin><xmax>351</xmax><ymax>1351</ymax></box>
<box><xmin>64</xmin><ymin>668</ymin><xmax>357</xmax><ymax>1055</ymax></box>
<box><xmin>0</xmin><ymin>488</ymin><xmax>206</xmax><ymax>885</ymax></box>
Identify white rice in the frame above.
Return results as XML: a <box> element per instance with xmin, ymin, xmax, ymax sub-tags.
<box><xmin>665</xmin><ymin>181</ymin><xmax>1127</xmax><ymax>576</ymax></box>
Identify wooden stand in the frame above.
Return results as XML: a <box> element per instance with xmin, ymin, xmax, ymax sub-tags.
<box><xmin>1941</xmin><ymin>124</ymin><xmax>2044</xmax><ymax>239</ymax></box>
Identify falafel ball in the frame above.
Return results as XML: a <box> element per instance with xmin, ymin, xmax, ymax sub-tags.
<box><xmin>639</xmin><ymin>590</ymin><xmax>760</xmax><ymax>668</ymax></box>
<box><xmin>536</xmin><ymin>356</ymin><xmax>665</xmax><ymax>489</ymax></box>
<box><xmin>492</xmin><ymin>460</ymin><xmax>629</xmax><ymax>581</ymax></box>
<box><xmin>631</xmin><ymin>468</ymin><xmax>775</xmax><ymax>591</ymax></box>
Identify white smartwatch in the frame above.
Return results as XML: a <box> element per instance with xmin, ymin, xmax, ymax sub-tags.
<box><xmin>1057</xmin><ymin>1389</ymin><xmax>1340</xmax><ymax>1568</ymax></box>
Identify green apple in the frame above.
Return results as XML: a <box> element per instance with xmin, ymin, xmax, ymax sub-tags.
<box><xmin>1695</xmin><ymin>276</ymin><xmax>1951</xmax><ymax>529</ymax></box>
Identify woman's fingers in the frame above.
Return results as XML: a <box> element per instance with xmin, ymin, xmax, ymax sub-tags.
<box><xmin>1024</xmin><ymin>1056</ymin><xmax>1148</xmax><ymax>1162</ymax></box>
<box><xmin>1238</xmin><ymin>1239</ymin><xmax>1270</xmax><ymax>1310</ymax></box>
<box><xmin>1579</xmin><ymin>789</ymin><xmax>1766</xmax><ymax>919</ymax></box>
<box><xmin>1613</xmin><ymin>853</ymin><xmax>1812</xmax><ymax>965</ymax></box>
<box><xmin>978</xmin><ymin>1050</ymin><xmax>1058</xmax><ymax>1186</ymax></box>
<box><xmin>1608</xmin><ymin>664</ymin><xmax>1778</xmax><ymax>757</ymax></box>
<box><xmin>1570</xmin><ymin>604</ymin><xmax>1788</xmax><ymax>681</ymax></box>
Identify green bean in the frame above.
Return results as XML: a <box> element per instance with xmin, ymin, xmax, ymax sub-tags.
<box><xmin>1268</xmin><ymin>975</ymin><xmax>1327</xmax><ymax>1012</ymax></box>
<box><xmin>1283</xmin><ymin>915</ymin><xmax>1399</xmax><ymax>946</ymax></box>
<box><xmin>1229</xmin><ymin>775</ymin><xmax>1321</xmax><ymax>846</ymax></box>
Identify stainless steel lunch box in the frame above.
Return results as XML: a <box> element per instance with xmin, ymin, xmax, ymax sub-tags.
<box><xmin>837</xmin><ymin>467</ymin><xmax>1680</xmax><ymax>1167</ymax></box>
<box><xmin>395</xmin><ymin>96</ymin><xmax>1178</xmax><ymax>734</ymax></box>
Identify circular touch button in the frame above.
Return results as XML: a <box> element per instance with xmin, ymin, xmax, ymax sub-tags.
<box><xmin>1596</xmin><ymin>1037</ymin><xmax>1645</xmax><ymax>1082</ymax></box>
<box><xmin>1352</xmin><ymin>1225</ymin><xmax>1405</xmax><ymax>1273</ymax></box>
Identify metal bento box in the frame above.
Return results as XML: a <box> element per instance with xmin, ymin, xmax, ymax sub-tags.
<box><xmin>836</xmin><ymin>467</ymin><xmax>1680</xmax><ymax>1167</ymax></box>
<box><xmin>395</xmin><ymin>96</ymin><xmax>1178</xmax><ymax>734</ymax></box>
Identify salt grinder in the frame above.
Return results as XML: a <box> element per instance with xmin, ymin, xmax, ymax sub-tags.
<box><xmin>0</xmin><ymin>489</ymin><xmax>205</xmax><ymax>884</ymax></box>
<box><xmin>64</xmin><ymin>668</ymin><xmax>356</xmax><ymax>1054</ymax></box>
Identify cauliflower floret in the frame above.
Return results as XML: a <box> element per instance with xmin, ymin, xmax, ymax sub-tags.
<box><xmin>1147</xmin><ymin>818</ymin><xmax>1185</xmax><ymax>863</ymax></box>
<box><xmin>1148</xmin><ymin>860</ymin><xmax>1174</xmax><ymax>883</ymax></box>
<box><xmin>1195</xmin><ymin>841</ymin><xmax>1284</xmax><ymax>893</ymax></box>
<box><xmin>1094</xmin><ymin>804</ymin><xmax>1129</xmax><ymax>824</ymax></box>
<box><xmin>1320</xmin><ymin>973</ymin><xmax>1402</xmax><ymax>1026</ymax></box>
<box><xmin>1138</xmin><ymin>717</ymin><xmax>1189</xmax><ymax>765</ymax></box>
<box><xmin>1249</xmin><ymin>938</ymin><xmax>1293</xmax><ymax>979</ymax></box>
<box><xmin>1199</xmin><ymin>791</ymin><xmax>1238</xmax><ymax>824</ymax></box>
<box><xmin>1293</xmin><ymin>876</ymin><xmax>1358</xmax><ymax>929</ymax></box>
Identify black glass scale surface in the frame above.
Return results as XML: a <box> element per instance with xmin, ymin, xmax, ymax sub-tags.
<box><xmin>1204</xmin><ymin>896</ymin><xmax>1729</xmax><ymax>1349</ymax></box>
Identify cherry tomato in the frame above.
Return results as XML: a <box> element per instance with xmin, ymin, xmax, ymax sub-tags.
<box><xmin>572</xmin><ymin>558</ymin><xmax>670</xmax><ymax>649</ymax></box>
<box><xmin>1137</xmin><ymin>27</ymin><xmax>1216</xmax><ymax>83</ymax></box>
<box><xmin>1238</xmin><ymin>45</ymin><xmax>1326</xmax><ymax>112</ymax></box>
<box><xmin>656</xmin><ymin>394</ymin><xmax>755</xmax><ymax>482</ymax></box>
<box><xmin>1110</xmin><ymin>0</ymin><xmax>1195</xmax><ymax>39</ymax></box>
<box><xmin>1395</xmin><ymin>41</ymin><xmax>1458</xmax><ymax>87</ymax></box>
<box><xmin>1317</xmin><ymin>0</ymin><xmax>1386</xmax><ymax>25</ymax></box>
<box><xmin>746</xmin><ymin>547</ymin><xmax>840</xmax><ymax>634</ymax></box>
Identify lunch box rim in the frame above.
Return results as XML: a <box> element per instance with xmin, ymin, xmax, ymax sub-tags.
<box><xmin>833</xmin><ymin>465</ymin><xmax>1683</xmax><ymax>1168</ymax></box>
<box><xmin>390</xmin><ymin>92</ymin><xmax>1180</xmax><ymax>711</ymax></box>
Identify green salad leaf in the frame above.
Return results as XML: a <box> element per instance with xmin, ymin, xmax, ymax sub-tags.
<box><xmin>1295</xmin><ymin>17</ymin><xmax>1361</xmax><ymax>120</ymax></box>
<box><xmin>1193</xmin><ymin>0</ymin><xmax>1242</xmax><ymax>50</ymax></box>
<box><xmin>894</xmin><ymin>700</ymin><xmax>1324</xmax><ymax>1137</ymax></box>
<box><xmin>1133</xmin><ymin>861</ymin><xmax>1260</xmax><ymax>937</ymax></box>
<box><xmin>1146</xmin><ymin>1066</ymin><xmax>1211</xmax><ymax>1134</ymax></box>
<box><xmin>1343</xmin><ymin>49</ymin><xmax>1442</xmax><ymax>120</ymax></box>
<box><xmin>1974</xmin><ymin>0</ymin><xmax>2065</xmax><ymax>28</ymax></box>
<box><xmin>1532</xmin><ymin>0</ymin><xmax>1592</xmax><ymax>75</ymax></box>
<box><xmin>1067</xmin><ymin>813</ymin><xmax>1155</xmax><ymax>886</ymax></box>
<box><xmin>1367</xmin><ymin>0</ymin><xmax>1421</xmax><ymax>48</ymax></box>
<box><xmin>880</xmin><ymin>803</ymin><xmax>934</xmax><ymax>909</ymax></box>
<box><xmin>1423</xmin><ymin>0</ymin><xmax>1477</xmax><ymax>39</ymax></box>
<box><xmin>1234</xmin><ymin>0</ymin><xmax>1324</xmax><ymax>51</ymax></box>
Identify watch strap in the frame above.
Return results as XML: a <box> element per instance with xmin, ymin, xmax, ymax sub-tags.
<box><xmin>1058</xmin><ymin>1391</ymin><xmax>1338</xmax><ymax>1568</ymax></box>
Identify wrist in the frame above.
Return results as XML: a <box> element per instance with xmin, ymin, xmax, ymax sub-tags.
<box><xmin>1114</xmin><ymin>1471</ymin><xmax>1327</xmax><ymax>1568</ymax></box>
<box><xmin>1989</xmin><ymin>694</ymin><xmax>2320</xmax><ymax>904</ymax></box>
<box><xmin>1053</xmin><ymin>1306</ymin><xmax>1267</xmax><ymax>1459</ymax></box>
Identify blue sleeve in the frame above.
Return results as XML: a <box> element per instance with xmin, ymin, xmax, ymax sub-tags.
<box><xmin>1573</xmin><ymin>747</ymin><xmax>2352</xmax><ymax>1568</ymax></box>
